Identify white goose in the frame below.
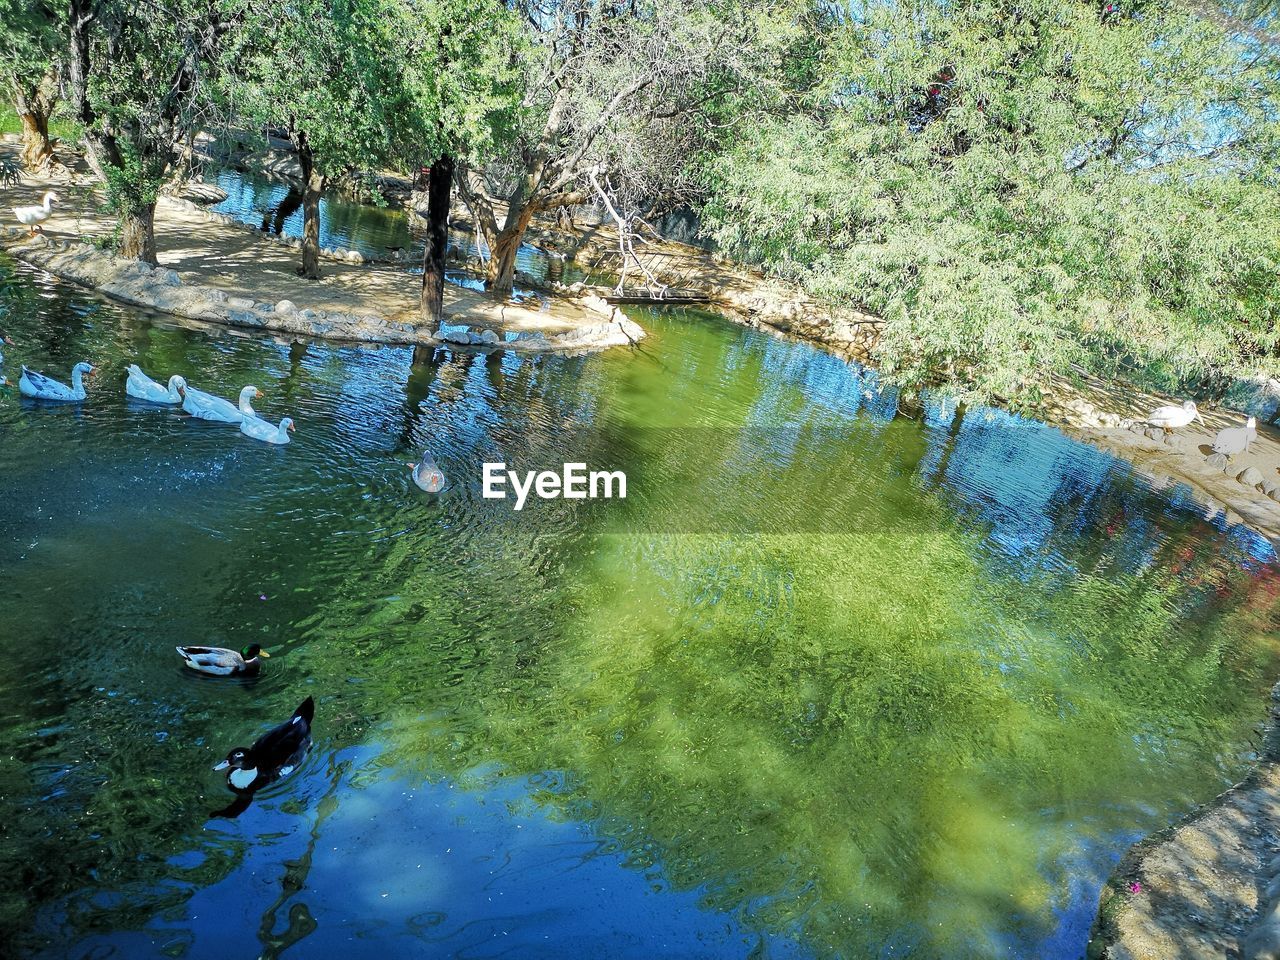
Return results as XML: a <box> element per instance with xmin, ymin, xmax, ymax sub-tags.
<box><xmin>14</xmin><ymin>191</ymin><xmax>58</xmax><ymax>235</ymax></box>
<box><xmin>180</xmin><ymin>384</ymin><xmax>260</xmax><ymax>423</ymax></box>
<box><xmin>19</xmin><ymin>362</ymin><xmax>94</xmax><ymax>401</ymax></box>
<box><xmin>1146</xmin><ymin>399</ymin><xmax>1204</xmax><ymax>435</ymax></box>
<box><xmin>1213</xmin><ymin>416</ymin><xmax>1258</xmax><ymax>459</ymax></box>
<box><xmin>126</xmin><ymin>364</ymin><xmax>187</xmax><ymax>404</ymax></box>
<box><xmin>241</xmin><ymin>415</ymin><xmax>294</xmax><ymax>445</ymax></box>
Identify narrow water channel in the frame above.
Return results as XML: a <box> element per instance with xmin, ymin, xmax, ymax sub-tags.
<box><xmin>205</xmin><ymin>165</ymin><xmax>564</xmax><ymax>283</ymax></box>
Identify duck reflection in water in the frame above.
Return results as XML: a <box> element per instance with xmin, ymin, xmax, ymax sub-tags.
<box><xmin>211</xmin><ymin>696</ymin><xmax>314</xmax><ymax>819</ymax></box>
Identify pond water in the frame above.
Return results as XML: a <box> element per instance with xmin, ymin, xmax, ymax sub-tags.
<box><xmin>205</xmin><ymin>166</ymin><xmax>563</xmax><ymax>283</ymax></box>
<box><xmin>2</xmin><ymin>254</ymin><xmax>1279</xmax><ymax>960</ymax></box>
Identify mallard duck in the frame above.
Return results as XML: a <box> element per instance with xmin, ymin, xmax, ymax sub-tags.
<box><xmin>241</xmin><ymin>415</ymin><xmax>294</xmax><ymax>445</ymax></box>
<box><xmin>1146</xmin><ymin>400</ymin><xmax>1204</xmax><ymax>435</ymax></box>
<box><xmin>14</xmin><ymin>190</ymin><xmax>58</xmax><ymax>235</ymax></box>
<box><xmin>214</xmin><ymin>696</ymin><xmax>314</xmax><ymax>793</ymax></box>
<box><xmin>180</xmin><ymin>383</ymin><xmax>260</xmax><ymax>423</ymax></box>
<box><xmin>19</xmin><ymin>362</ymin><xmax>95</xmax><ymax>401</ymax></box>
<box><xmin>409</xmin><ymin>451</ymin><xmax>445</xmax><ymax>492</ymax></box>
<box><xmin>177</xmin><ymin>643</ymin><xmax>271</xmax><ymax>677</ymax></box>
<box><xmin>126</xmin><ymin>364</ymin><xmax>187</xmax><ymax>404</ymax></box>
<box><xmin>1213</xmin><ymin>416</ymin><xmax>1258</xmax><ymax>460</ymax></box>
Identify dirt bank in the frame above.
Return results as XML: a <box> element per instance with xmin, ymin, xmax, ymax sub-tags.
<box><xmin>1088</xmin><ymin>684</ymin><xmax>1280</xmax><ymax>960</ymax></box>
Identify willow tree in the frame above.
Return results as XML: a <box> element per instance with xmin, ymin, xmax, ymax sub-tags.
<box><xmin>66</xmin><ymin>0</ymin><xmax>241</xmax><ymax>263</ymax></box>
<box><xmin>703</xmin><ymin>0</ymin><xmax>1280</xmax><ymax>403</ymax></box>
<box><xmin>0</xmin><ymin>0</ymin><xmax>64</xmax><ymax>169</ymax></box>
<box><xmin>454</xmin><ymin>0</ymin><xmax>775</xmax><ymax>297</ymax></box>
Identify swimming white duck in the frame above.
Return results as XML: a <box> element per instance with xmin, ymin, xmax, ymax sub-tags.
<box><xmin>1146</xmin><ymin>399</ymin><xmax>1204</xmax><ymax>435</ymax></box>
<box><xmin>14</xmin><ymin>191</ymin><xmax>58</xmax><ymax>235</ymax></box>
<box><xmin>19</xmin><ymin>362</ymin><xmax>95</xmax><ymax>401</ymax></box>
<box><xmin>241</xmin><ymin>415</ymin><xmax>294</xmax><ymax>444</ymax></box>
<box><xmin>180</xmin><ymin>384</ymin><xmax>260</xmax><ymax>423</ymax></box>
<box><xmin>126</xmin><ymin>364</ymin><xmax>187</xmax><ymax>404</ymax></box>
<box><xmin>0</xmin><ymin>331</ymin><xmax>13</xmax><ymax>366</ymax></box>
<box><xmin>409</xmin><ymin>451</ymin><xmax>445</xmax><ymax>492</ymax></box>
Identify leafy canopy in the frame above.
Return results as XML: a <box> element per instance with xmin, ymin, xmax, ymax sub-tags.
<box><xmin>703</xmin><ymin>0</ymin><xmax>1280</xmax><ymax>403</ymax></box>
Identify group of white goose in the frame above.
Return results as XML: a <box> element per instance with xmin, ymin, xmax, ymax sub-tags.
<box><xmin>3</xmin><ymin>334</ymin><xmax>447</xmax><ymax>486</ymax></box>
<box><xmin>129</xmin><ymin>365</ymin><xmax>296</xmax><ymax>443</ymax></box>
<box><xmin>1145</xmin><ymin>399</ymin><xmax>1259</xmax><ymax>459</ymax></box>
<box><xmin>5</xmin><ymin>348</ymin><xmax>295</xmax><ymax>445</ymax></box>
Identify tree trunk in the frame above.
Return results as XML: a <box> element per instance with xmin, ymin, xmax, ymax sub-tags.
<box><xmin>118</xmin><ymin>203</ymin><xmax>158</xmax><ymax>265</ymax></box>
<box><xmin>485</xmin><ymin>202</ymin><xmax>537</xmax><ymax>297</ymax></box>
<box><xmin>14</xmin><ymin>61</ymin><xmax>60</xmax><ymax>170</ymax></box>
<box><xmin>300</xmin><ymin>175</ymin><xmax>323</xmax><ymax>279</ymax></box>
<box><xmin>17</xmin><ymin>110</ymin><xmax>53</xmax><ymax>169</ymax></box>
<box><xmin>419</xmin><ymin>154</ymin><xmax>455</xmax><ymax>325</ymax></box>
<box><xmin>297</xmin><ymin>141</ymin><xmax>324</xmax><ymax>280</ymax></box>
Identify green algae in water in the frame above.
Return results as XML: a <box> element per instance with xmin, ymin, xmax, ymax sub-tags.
<box><xmin>0</xmin><ymin>260</ymin><xmax>1278</xmax><ymax>958</ymax></box>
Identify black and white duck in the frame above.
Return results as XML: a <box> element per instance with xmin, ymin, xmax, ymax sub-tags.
<box><xmin>214</xmin><ymin>696</ymin><xmax>314</xmax><ymax>795</ymax></box>
<box><xmin>177</xmin><ymin>643</ymin><xmax>270</xmax><ymax>677</ymax></box>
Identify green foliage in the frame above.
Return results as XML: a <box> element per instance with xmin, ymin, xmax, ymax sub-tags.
<box><xmin>702</xmin><ymin>0</ymin><xmax>1280</xmax><ymax>403</ymax></box>
<box><xmin>233</xmin><ymin>0</ymin><xmax>522</xmax><ymax>179</ymax></box>
<box><xmin>0</xmin><ymin>0</ymin><xmax>62</xmax><ymax>96</ymax></box>
<box><xmin>101</xmin><ymin>141</ymin><xmax>163</xmax><ymax>219</ymax></box>
<box><xmin>235</xmin><ymin>0</ymin><xmax>403</xmax><ymax>177</ymax></box>
<box><xmin>67</xmin><ymin>0</ymin><xmax>246</xmax><ymax>256</ymax></box>
<box><xmin>384</xmin><ymin>0</ymin><xmax>527</xmax><ymax>167</ymax></box>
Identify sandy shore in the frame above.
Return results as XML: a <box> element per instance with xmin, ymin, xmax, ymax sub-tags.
<box><xmin>0</xmin><ymin>143</ymin><xmax>643</xmax><ymax>353</ymax></box>
<box><xmin>1038</xmin><ymin>374</ymin><xmax>1280</xmax><ymax>551</ymax></box>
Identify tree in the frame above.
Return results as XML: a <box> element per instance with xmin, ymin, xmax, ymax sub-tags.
<box><xmin>419</xmin><ymin>155</ymin><xmax>455</xmax><ymax>323</ymax></box>
<box><xmin>389</xmin><ymin>0</ymin><xmax>525</xmax><ymax>322</ymax></box>
<box><xmin>236</xmin><ymin>0</ymin><xmax>411</xmax><ymax>279</ymax></box>
<box><xmin>703</xmin><ymin>0</ymin><xmax>1280</xmax><ymax>404</ymax></box>
<box><xmin>66</xmin><ymin>0</ymin><xmax>241</xmax><ymax>263</ymax></box>
<box><xmin>0</xmin><ymin>0</ymin><xmax>65</xmax><ymax>168</ymax></box>
<box><xmin>453</xmin><ymin>0</ymin><xmax>777</xmax><ymax>297</ymax></box>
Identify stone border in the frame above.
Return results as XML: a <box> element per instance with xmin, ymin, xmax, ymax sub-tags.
<box><xmin>0</xmin><ymin>229</ymin><xmax>645</xmax><ymax>355</ymax></box>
